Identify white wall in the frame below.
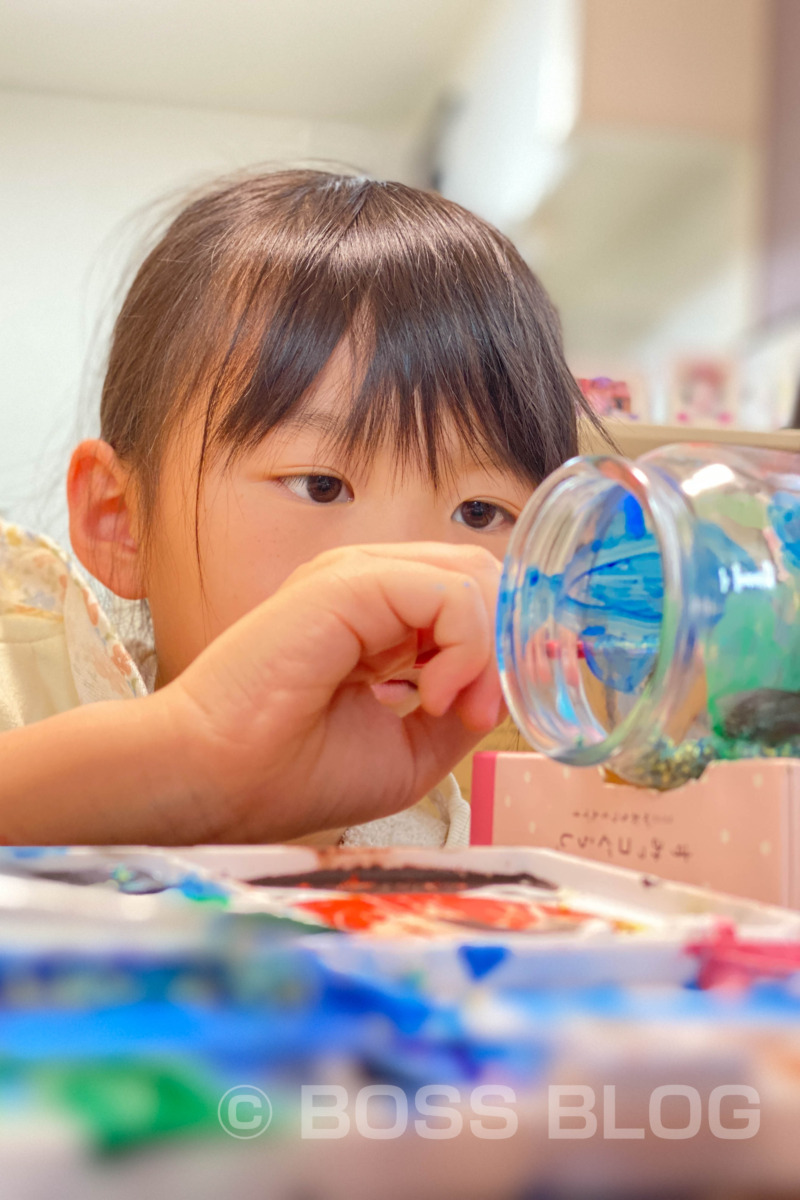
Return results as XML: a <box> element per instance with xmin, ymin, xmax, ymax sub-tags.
<box><xmin>0</xmin><ymin>88</ymin><xmax>418</xmax><ymax>544</ymax></box>
<box><xmin>435</xmin><ymin>0</ymin><xmax>766</xmax><ymax>417</ymax></box>
<box><xmin>437</xmin><ymin>0</ymin><xmax>582</xmax><ymax>229</ymax></box>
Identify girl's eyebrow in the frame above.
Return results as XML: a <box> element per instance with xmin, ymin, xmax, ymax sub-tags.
<box><xmin>276</xmin><ymin>409</ymin><xmax>343</xmax><ymax>436</ymax></box>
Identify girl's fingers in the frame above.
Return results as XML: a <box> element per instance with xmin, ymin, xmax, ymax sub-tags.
<box><xmin>338</xmin><ymin>545</ymin><xmax>502</xmax><ymax>722</ymax></box>
<box><xmin>402</xmin><ymin>704</ymin><xmax>495</xmax><ymax>795</ymax></box>
<box><xmin>356</xmin><ymin>562</ymin><xmax>493</xmax><ymax>695</ymax></box>
<box><xmin>184</xmin><ymin>541</ymin><xmax>505</xmax><ymax>788</ymax></box>
<box><xmin>294</xmin><ymin>542</ymin><xmax>502</xmax><ymax>645</ymax></box>
<box><xmin>346</xmin><ymin>632</ymin><xmax>419</xmax><ymax>684</ymax></box>
<box><xmin>174</xmin><ymin>543</ymin><xmax>506</xmax><ymax>833</ymax></box>
<box><xmin>414</xmin><ymin>575</ymin><xmax>492</xmax><ymax>716</ymax></box>
<box><xmin>281</xmin><ymin>549</ymin><xmax>499</xmax><ymax>711</ymax></box>
<box><xmin>452</xmin><ymin>658</ymin><xmax>504</xmax><ymax>731</ymax></box>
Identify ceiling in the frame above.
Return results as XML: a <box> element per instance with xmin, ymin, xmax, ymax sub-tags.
<box><xmin>0</xmin><ymin>0</ymin><xmax>493</xmax><ymax>125</ymax></box>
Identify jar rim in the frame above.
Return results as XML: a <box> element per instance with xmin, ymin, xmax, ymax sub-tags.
<box><xmin>497</xmin><ymin>453</ymin><xmax>696</xmax><ymax>768</ymax></box>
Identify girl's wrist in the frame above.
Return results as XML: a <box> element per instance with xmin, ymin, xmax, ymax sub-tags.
<box><xmin>80</xmin><ymin>691</ymin><xmax>222</xmax><ymax>845</ymax></box>
<box><xmin>154</xmin><ymin>681</ymin><xmax>266</xmax><ymax>844</ymax></box>
<box><xmin>139</xmin><ymin>687</ymin><xmax>234</xmax><ymax>844</ymax></box>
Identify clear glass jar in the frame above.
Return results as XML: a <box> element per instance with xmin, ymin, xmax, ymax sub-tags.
<box><xmin>497</xmin><ymin>444</ymin><xmax>800</xmax><ymax>788</ymax></box>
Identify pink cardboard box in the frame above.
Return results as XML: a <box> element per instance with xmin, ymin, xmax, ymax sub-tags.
<box><xmin>471</xmin><ymin>752</ymin><xmax>800</xmax><ymax>908</ymax></box>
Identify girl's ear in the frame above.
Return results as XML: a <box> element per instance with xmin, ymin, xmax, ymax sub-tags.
<box><xmin>67</xmin><ymin>439</ymin><xmax>146</xmax><ymax>599</ymax></box>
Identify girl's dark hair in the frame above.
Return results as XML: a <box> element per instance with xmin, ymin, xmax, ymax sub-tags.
<box><xmin>100</xmin><ymin>169</ymin><xmax>599</xmax><ymax>523</ymax></box>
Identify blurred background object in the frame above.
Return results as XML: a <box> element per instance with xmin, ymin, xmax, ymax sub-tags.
<box><xmin>577</xmin><ymin>377</ymin><xmax>635</xmax><ymax>419</ymax></box>
<box><xmin>0</xmin><ymin>0</ymin><xmax>797</xmax><ymax>538</ymax></box>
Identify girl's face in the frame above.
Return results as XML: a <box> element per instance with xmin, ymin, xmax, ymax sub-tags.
<box><xmin>141</xmin><ymin>357</ymin><xmax>534</xmax><ymax>713</ymax></box>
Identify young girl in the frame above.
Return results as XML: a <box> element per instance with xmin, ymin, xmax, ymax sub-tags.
<box><xmin>0</xmin><ymin>170</ymin><xmax>595</xmax><ymax>846</ymax></box>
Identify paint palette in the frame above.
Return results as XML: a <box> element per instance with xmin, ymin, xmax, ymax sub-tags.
<box><xmin>6</xmin><ymin>844</ymin><xmax>796</xmax><ymax>993</ymax></box>
<box><xmin>1</xmin><ymin>845</ymin><xmax>800</xmax><ymax>1197</ymax></box>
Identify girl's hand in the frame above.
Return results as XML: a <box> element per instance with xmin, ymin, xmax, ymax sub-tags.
<box><xmin>166</xmin><ymin>543</ymin><xmax>504</xmax><ymax>842</ymax></box>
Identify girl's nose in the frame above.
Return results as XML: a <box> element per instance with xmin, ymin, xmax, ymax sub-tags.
<box><xmin>353</xmin><ymin>508</ymin><xmax>444</xmax><ymax>546</ymax></box>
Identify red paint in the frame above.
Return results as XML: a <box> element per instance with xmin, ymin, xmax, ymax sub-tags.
<box><xmin>545</xmin><ymin>640</ymin><xmax>585</xmax><ymax>659</ymax></box>
<box><xmin>298</xmin><ymin>892</ymin><xmax>549</xmax><ymax>932</ymax></box>
<box><xmin>296</xmin><ymin>891</ymin><xmax>607</xmax><ymax>934</ymax></box>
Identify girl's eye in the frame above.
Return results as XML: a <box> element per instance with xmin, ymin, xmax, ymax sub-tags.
<box><xmin>280</xmin><ymin>475</ymin><xmax>353</xmax><ymax>505</ymax></box>
<box><xmin>453</xmin><ymin>500</ymin><xmax>515</xmax><ymax>531</ymax></box>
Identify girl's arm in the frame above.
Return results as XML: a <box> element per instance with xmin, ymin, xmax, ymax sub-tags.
<box><xmin>0</xmin><ymin>691</ymin><xmax>204</xmax><ymax>843</ymax></box>
<box><xmin>0</xmin><ymin>543</ymin><xmax>503</xmax><ymax>845</ymax></box>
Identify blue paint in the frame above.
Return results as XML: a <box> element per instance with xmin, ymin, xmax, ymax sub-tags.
<box><xmin>178</xmin><ymin>874</ymin><xmax>230</xmax><ymax>903</ymax></box>
<box><xmin>769</xmin><ymin>491</ymin><xmax>800</xmax><ymax>571</ymax></box>
<box><xmin>555</xmin><ymin>678</ymin><xmax>579</xmax><ymax>722</ymax></box>
<box><xmin>623</xmin><ymin>494</ymin><xmax>646</xmax><ymax>540</ymax></box>
<box><xmin>551</xmin><ymin>499</ymin><xmax>665</xmax><ymax>692</ymax></box>
<box><xmin>508</xmin><ymin>489</ymin><xmax>751</xmax><ymax>697</ymax></box>
<box><xmin>459</xmin><ymin>945</ymin><xmax>509</xmax><ymax>980</ymax></box>
<box><xmin>500</xmin><ymin>481</ymin><xmax>767</xmax><ymax>702</ymax></box>
<box><xmin>3</xmin><ymin>848</ymin><xmax>68</xmax><ymax>860</ymax></box>
<box><xmin>582</xmin><ymin>638</ymin><xmax>657</xmax><ymax>693</ymax></box>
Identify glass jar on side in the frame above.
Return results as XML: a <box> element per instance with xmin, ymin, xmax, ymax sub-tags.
<box><xmin>497</xmin><ymin>444</ymin><xmax>800</xmax><ymax>788</ymax></box>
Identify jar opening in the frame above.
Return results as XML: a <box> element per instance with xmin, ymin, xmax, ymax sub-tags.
<box><xmin>498</xmin><ymin>456</ymin><xmax>692</xmax><ymax>768</ymax></box>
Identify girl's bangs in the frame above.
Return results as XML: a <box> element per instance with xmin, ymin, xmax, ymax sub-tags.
<box><xmin>202</xmin><ymin>170</ymin><xmax>584</xmax><ymax>487</ymax></box>
<box><xmin>214</xmin><ymin>287</ymin><xmax>536</xmax><ymax>488</ymax></box>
